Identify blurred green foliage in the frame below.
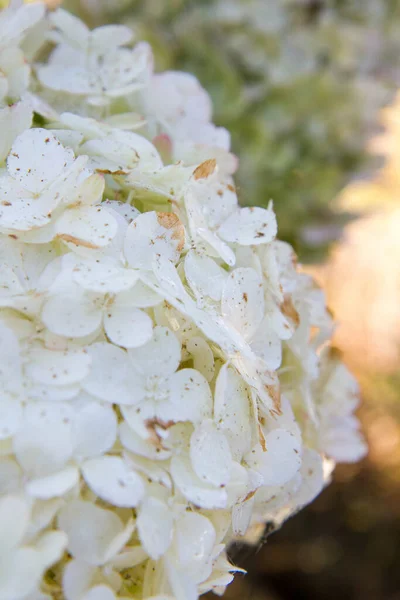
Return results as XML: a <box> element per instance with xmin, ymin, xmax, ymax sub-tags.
<box><xmin>67</xmin><ymin>0</ymin><xmax>400</xmax><ymax>258</ymax></box>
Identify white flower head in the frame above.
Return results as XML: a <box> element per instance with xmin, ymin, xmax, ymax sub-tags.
<box><xmin>0</xmin><ymin>3</ymin><xmax>366</xmax><ymax>599</ymax></box>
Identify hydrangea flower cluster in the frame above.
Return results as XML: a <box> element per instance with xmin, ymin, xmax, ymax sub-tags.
<box><xmin>0</xmin><ymin>3</ymin><xmax>366</xmax><ymax>599</ymax></box>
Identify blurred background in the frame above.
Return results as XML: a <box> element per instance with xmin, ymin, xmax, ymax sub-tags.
<box><xmin>15</xmin><ymin>0</ymin><xmax>400</xmax><ymax>597</ymax></box>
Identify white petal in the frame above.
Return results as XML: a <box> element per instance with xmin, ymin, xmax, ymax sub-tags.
<box><xmin>13</xmin><ymin>402</ymin><xmax>74</xmax><ymax>477</ymax></box>
<box><xmin>119</xmin><ymin>421</ymin><xmax>171</xmax><ymax>461</ymax></box>
<box><xmin>36</xmin><ymin>530</ymin><xmax>68</xmax><ymax>568</ymax></box>
<box><xmin>218</xmin><ymin>206</ymin><xmax>277</xmax><ymax>245</ymax></box>
<box><xmin>186</xmin><ymin>337</ymin><xmax>215</xmax><ymax>382</ymax></box>
<box><xmin>49</xmin><ymin>8</ymin><xmax>89</xmax><ymax>50</ymax></box>
<box><xmin>221</xmin><ymin>267</ymin><xmax>265</xmax><ymax>340</ymax></box>
<box><xmin>0</xmin><ymin>547</ymin><xmax>43</xmax><ymax>600</ymax></box>
<box><xmin>81</xmin><ymin>456</ymin><xmax>145</xmax><ymax>507</ymax></box>
<box><xmin>83</xmin><ymin>342</ymin><xmax>143</xmax><ymax>405</ymax></box>
<box><xmin>103</xmin><ymin>200</ymin><xmax>140</xmax><ymax>224</ymax></box>
<box><xmin>184</xmin><ymin>251</ymin><xmax>227</xmax><ymax>301</ymax></box>
<box><xmin>0</xmin><ymin>179</ymin><xmax>53</xmax><ymax>232</ymax></box>
<box><xmin>190</xmin><ymin>420</ymin><xmax>232</xmax><ymax>487</ymax></box>
<box><xmin>116</xmin><ymin>280</ymin><xmax>162</xmax><ymax>308</ymax></box>
<box><xmin>151</xmin><ymin>253</ymin><xmax>189</xmax><ymax>301</ymax></box>
<box><xmin>7</xmin><ymin>129</ymin><xmax>75</xmax><ymax>194</ymax></box>
<box><xmin>197</xmin><ymin>227</ymin><xmax>236</xmax><ymax>267</ymax></box>
<box><xmin>164</xmin><ymin>558</ymin><xmax>197</xmax><ymax>600</ymax></box>
<box><xmin>0</xmin><ymin>394</ymin><xmax>22</xmax><ymax>440</ymax></box>
<box><xmin>63</xmin><ymin>560</ymin><xmax>96</xmax><ymax>600</ymax></box>
<box><xmin>170</xmin><ymin>455</ymin><xmax>227</xmax><ymax>509</ymax></box>
<box><xmin>292</xmin><ymin>449</ymin><xmax>324</xmax><ymax>509</ymax></box>
<box><xmin>83</xmin><ymin>585</ymin><xmax>117</xmax><ymax>600</ymax></box>
<box><xmin>124</xmin><ymin>451</ymin><xmax>171</xmax><ymax>489</ymax></box>
<box><xmin>124</xmin><ymin>211</ymin><xmax>183</xmax><ymax>270</ymax></box>
<box><xmin>26</xmin><ymin>466</ymin><xmax>79</xmax><ymax>499</ymax></box>
<box><xmin>214</xmin><ymin>364</ymin><xmax>252</xmax><ymax>460</ymax></box>
<box><xmin>172</xmin><ymin>512</ymin><xmax>216</xmax><ymax>581</ymax></box>
<box><xmin>0</xmin><ymin>494</ymin><xmax>30</xmax><ymax>552</ymax></box>
<box><xmin>42</xmin><ymin>293</ymin><xmax>102</xmax><ymax>338</ymax></box>
<box><xmin>56</xmin><ymin>206</ymin><xmax>117</xmax><ymax>249</ymax></box>
<box><xmin>105</xmin><ymin>305</ymin><xmax>153</xmax><ymax>348</ymax></box>
<box><xmin>166</xmin><ymin>369</ymin><xmax>212</xmax><ymax>424</ymax></box>
<box><xmin>25</xmin><ymin>348</ymin><xmax>91</xmax><ymax>386</ymax></box>
<box><xmin>0</xmin><ymin>321</ymin><xmax>21</xmax><ymax>393</ymax></box>
<box><xmin>58</xmin><ymin>500</ymin><xmax>131</xmax><ymax>566</ymax></box>
<box><xmin>28</xmin><ymin>498</ymin><xmax>63</xmax><ymax>540</ymax></box>
<box><xmin>246</xmin><ymin>429</ymin><xmax>302</xmax><ymax>486</ymax></box>
<box><xmin>72</xmin><ymin>398</ymin><xmax>117</xmax><ymax>460</ymax></box>
<box><xmin>128</xmin><ymin>326</ymin><xmax>181</xmax><ymax>377</ymax></box>
<box><xmin>0</xmin><ymin>102</ymin><xmax>32</xmax><ymax>164</ymax></box>
<box><xmin>72</xmin><ymin>257</ymin><xmax>138</xmax><ymax>294</ymax></box>
<box><xmin>250</xmin><ymin>317</ymin><xmax>282</xmax><ymax>370</ymax></box>
<box><xmin>0</xmin><ymin>458</ymin><xmax>22</xmax><ymax>493</ymax></box>
<box><xmin>137</xmin><ymin>497</ymin><xmax>173</xmax><ymax>560</ymax></box>
<box><xmin>90</xmin><ymin>24</ymin><xmax>133</xmax><ymax>50</ymax></box>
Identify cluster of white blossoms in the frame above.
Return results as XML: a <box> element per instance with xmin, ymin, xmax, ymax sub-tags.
<box><xmin>0</xmin><ymin>3</ymin><xmax>367</xmax><ymax>600</ymax></box>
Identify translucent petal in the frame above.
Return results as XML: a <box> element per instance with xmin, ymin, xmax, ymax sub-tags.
<box><xmin>0</xmin><ymin>177</ymin><xmax>55</xmax><ymax>232</ymax></box>
<box><xmin>0</xmin><ymin>458</ymin><xmax>21</xmax><ymax>493</ymax></box>
<box><xmin>36</xmin><ymin>530</ymin><xmax>68</xmax><ymax>569</ymax></box>
<box><xmin>291</xmin><ymin>449</ymin><xmax>324</xmax><ymax>510</ymax></box>
<box><xmin>137</xmin><ymin>497</ymin><xmax>173</xmax><ymax>560</ymax></box>
<box><xmin>119</xmin><ymin>421</ymin><xmax>171</xmax><ymax>461</ymax></box>
<box><xmin>104</xmin><ymin>305</ymin><xmax>153</xmax><ymax>349</ymax></box>
<box><xmin>49</xmin><ymin>8</ymin><xmax>89</xmax><ymax>50</ymax></box>
<box><xmin>0</xmin><ymin>102</ymin><xmax>32</xmax><ymax>164</ymax></box>
<box><xmin>0</xmin><ymin>547</ymin><xmax>43</xmax><ymax>600</ymax></box>
<box><xmin>83</xmin><ymin>585</ymin><xmax>117</xmax><ymax>600</ymax></box>
<box><xmin>190</xmin><ymin>420</ymin><xmax>232</xmax><ymax>487</ymax></box>
<box><xmin>124</xmin><ymin>212</ymin><xmax>183</xmax><ymax>270</ymax></box>
<box><xmin>82</xmin><ymin>342</ymin><xmax>144</xmax><ymax>405</ymax></box>
<box><xmin>90</xmin><ymin>25</ymin><xmax>133</xmax><ymax>51</ymax></box>
<box><xmin>0</xmin><ymin>494</ymin><xmax>30</xmax><ymax>552</ymax></box>
<box><xmin>42</xmin><ymin>293</ymin><xmax>102</xmax><ymax>338</ymax></box>
<box><xmin>63</xmin><ymin>560</ymin><xmax>96</xmax><ymax>600</ymax></box>
<box><xmin>72</xmin><ymin>257</ymin><xmax>138</xmax><ymax>294</ymax></box>
<box><xmin>128</xmin><ymin>326</ymin><xmax>180</xmax><ymax>377</ymax></box>
<box><xmin>102</xmin><ymin>200</ymin><xmax>140</xmax><ymax>224</ymax></box>
<box><xmin>26</xmin><ymin>466</ymin><xmax>79</xmax><ymax>499</ymax></box>
<box><xmin>164</xmin><ymin>558</ymin><xmax>197</xmax><ymax>600</ymax></box>
<box><xmin>7</xmin><ymin>129</ymin><xmax>75</xmax><ymax>194</ymax></box>
<box><xmin>170</xmin><ymin>456</ymin><xmax>227</xmax><ymax>509</ymax></box>
<box><xmin>72</xmin><ymin>398</ymin><xmax>117</xmax><ymax>460</ymax></box>
<box><xmin>13</xmin><ymin>402</ymin><xmax>74</xmax><ymax>477</ymax></box>
<box><xmin>166</xmin><ymin>369</ymin><xmax>212</xmax><ymax>424</ymax></box>
<box><xmin>214</xmin><ymin>364</ymin><xmax>252</xmax><ymax>460</ymax></box>
<box><xmin>151</xmin><ymin>254</ymin><xmax>189</xmax><ymax>301</ymax></box>
<box><xmin>0</xmin><ymin>321</ymin><xmax>21</xmax><ymax>392</ymax></box>
<box><xmin>218</xmin><ymin>206</ymin><xmax>277</xmax><ymax>245</ymax></box>
<box><xmin>184</xmin><ymin>251</ymin><xmax>227</xmax><ymax>301</ymax></box>
<box><xmin>250</xmin><ymin>317</ymin><xmax>282</xmax><ymax>370</ymax></box>
<box><xmin>81</xmin><ymin>456</ymin><xmax>145</xmax><ymax>507</ymax></box>
<box><xmin>58</xmin><ymin>500</ymin><xmax>128</xmax><ymax>566</ymax></box>
<box><xmin>0</xmin><ymin>394</ymin><xmax>22</xmax><ymax>440</ymax></box>
<box><xmin>246</xmin><ymin>429</ymin><xmax>302</xmax><ymax>487</ymax></box>
<box><xmin>116</xmin><ymin>280</ymin><xmax>162</xmax><ymax>309</ymax></box>
<box><xmin>25</xmin><ymin>347</ymin><xmax>91</xmax><ymax>386</ymax></box>
<box><xmin>186</xmin><ymin>337</ymin><xmax>215</xmax><ymax>382</ymax></box>
<box><xmin>221</xmin><ymin>267</ymin><xmax>265</xmax><ymax>340</ymax></box>
<box><xmin>197</xmin><ymin>227</ymin><xmax>236</xmax><ymax>267</ymax></box>
<box><xmin>56</xmin><ymin>206</ymin><xmax>117</xmax><ymax>249</ymax></box>
<box><xmin>171</xmin><ymin>512</ymin><xmax>216</xmax><ymax>583</ymax></box>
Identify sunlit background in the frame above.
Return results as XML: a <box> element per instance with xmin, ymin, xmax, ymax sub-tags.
<box><xmin>7</xmin><ymin>0</ymin><xmax>400</xmax><ymax>597</ymax></box>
